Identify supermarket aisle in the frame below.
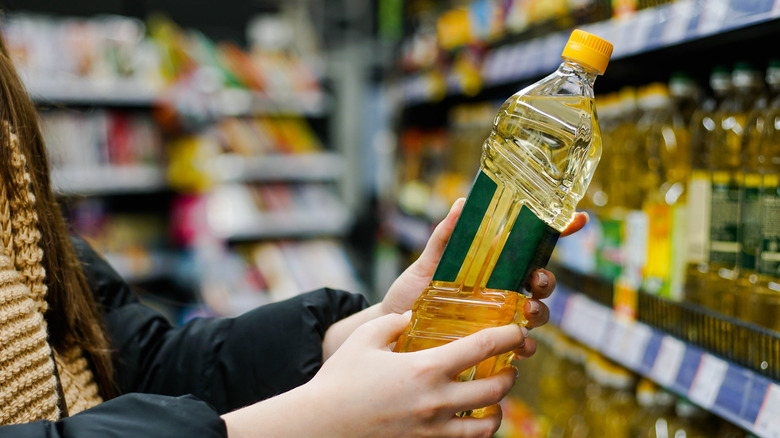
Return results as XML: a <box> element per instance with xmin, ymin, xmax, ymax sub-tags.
<box><xmin>4</xmin><ymin>0</ymin><xmax>780</xmax><ymax>436</ymax></box>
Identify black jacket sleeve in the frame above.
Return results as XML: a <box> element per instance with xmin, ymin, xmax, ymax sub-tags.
<box><xmin>0</xmin><ymin>238</ymin><xmax>367</xmax><ymax>437</ymax></box>
<box><xmin>0</xmin><ymin>394</ymin><xmax>226</xmax><ymax>438</ymax></box>
<box><xmin>72</xmin><ymin>237</ymin><xmax>369</xmax><ymax>413</ymax></box>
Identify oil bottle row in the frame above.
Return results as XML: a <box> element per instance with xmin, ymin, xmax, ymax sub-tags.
<box><xmin>500</xmin><ymin>325</ymin><xmax>752</xmax><ymax>438</ymax></box>
<box><xmin>565</xmin><ymin>60</ymin><xmax>780</xmax><ymax>332</ymax></box>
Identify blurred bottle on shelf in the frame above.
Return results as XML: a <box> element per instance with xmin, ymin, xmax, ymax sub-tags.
<box><xmin>734</xmin><ymin>61</ymin><xmax>780</xmax><ymax>320</ymax></box>
<box><xmin>752</xmin><ymin>61</ymin><xmax>780</xmax><ymax>333</ymax></box>
<box><xmin>596</xmin><ymin>87</ymin><xmax>642</xmax><ymax>282</ymax></box>
<box><xmin>639</xmin><ymin>82</ymin><xmax>690</xmax><ymax>300</ymax></box>
<box><xmin>705</xmin><ymin>63</ymin><xmax>764</xmax><ymax>316</ymax></box>
<box><xmin>669</xmin><ymin>399</ymin><xmax>718</xmax><ymax>438</ymax></box>
<box><xmin>685</xmin><ymin>66</ymin><xmax>732</xmax><ymax>306</ymax></box>
<box><xmin>629</xmin><ymin>379</ymin><xmax>677</xmax><ymax>438</ymax></box>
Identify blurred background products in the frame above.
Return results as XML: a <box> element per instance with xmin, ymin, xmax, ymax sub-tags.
<box><xmin>6</xmin><ymin>0</ymin><xmax>780</xmax><ymax>435</ymax></box>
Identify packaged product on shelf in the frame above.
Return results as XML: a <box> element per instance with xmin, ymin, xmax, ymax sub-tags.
<box><xmin>394</xmin><ymin>30</ymin><xmax>612</xmax><ymax>418</ymax></box>
<box><xmin>705</xmin><ymin>63</ymin><xmax>764</xmax><ymax>315</ymax></box>
<box><xmin>685</xmin><ymin>66</ymin><xmax>732</xmax><ymax>305</ymax></box>
<box><xmin>752</xmin><ymin>63</ymin><xmax>780</xmax><ymax>332</ymax></box>
<box><xmin>639</xmin><ymin>82</ymin><xmax>690</xmax><ymax>300</ymax></box>
<box><xmin>734</xmin><ymin>61</ymin><xmax>780</xmax><ymax>320</ymax></box>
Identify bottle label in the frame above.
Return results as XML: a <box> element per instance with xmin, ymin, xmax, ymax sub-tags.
<box><xmin>760</xmin><ymin>179</ymin><xmax>780</xmax><ymax>276</ymax></box>
<box><xmin>485</xmin><ymin>204</ymin><xmax>560</xmax><ymax>293</ymax></box>
<box><xmin>643</xmin><ymin>202</ymin><xmax>672</xmax><ymax>295</ymax></box>
<box><xmin>433</xmin><ymin>171</ymin><xmax>497</xmax><ymax>283</ymax></box>
<box><xmin>709</xmin><ymin>173</ymin><xmax>740</xmax><ymax>265</ymax></box>
<box><xmin>686</xmin><ymin>171</ymin><xmax>711</xmax><ymax>264</ymax></box>
<box><xmin>739</xmin><ymin>174</ymin><xmax>762</xmax><ymax>271</ymax></box>
<box><xmin>432</xmin><ymin>170</ymin><xmax>560</xmax><ymax>293</ymax></box>
<box><xmin>596</xmin><ymin>217</ymin><xmax>623</xmax><ymax>280</ymax></box>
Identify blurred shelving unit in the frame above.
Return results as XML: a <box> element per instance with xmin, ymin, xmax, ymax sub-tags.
<box><xmin>51</xmin><ymin>165</ymin><xmax>168</xmax><ymax>196</ymax></box>
<box><xmin>547</xmin><ymin>266</ymin><xmax>780</xmax><ymax>437</ymax></box>
<box><xmin>387</xmin><ymin>0</ymin><xmax>780</xmax><ymax>436</ymax></box>
<box><xmin>399</xmin><ymin>0</ymin><xmax>780</xmax><ymax>105</ymax></box>
<box><xmin>8</xmin><ymin>10</ymin><xmax>364</xmax><ymax>319</ymax></box>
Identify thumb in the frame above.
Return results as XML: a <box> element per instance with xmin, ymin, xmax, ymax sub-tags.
<box><xmin>415</xmin><ymin>198</ymin><xmax>465</xmax><ymax>273</ymax></box>
<box><xmin>353</xmin><ymin>311</ymin><xmax>412</xmax><ymax>349</ymax></box>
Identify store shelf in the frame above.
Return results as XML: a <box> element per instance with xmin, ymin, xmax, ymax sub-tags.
<box><xmin>546</xmin><ymin>280</ymin><xmax>780</xmax><ymax>437</ymax></box>
<box><xmin>51</xmin><ymin>165</ymin><xmax>168</xmax><ymax>196</ymax></box>
<box><xmin>205</xmin><ymin>185</ymin><xmax>351</xmax><ymax>240</ymax></box>
<box><xmin>210</xmin><ymin>152</ymin><xmax>345</xmax><ymax>183</ymax></box>
<box><xmin>401</xmin><ymin>0</ymin><xmax>780</xmax><ymax>105</ymax></box>
<box><xmin>24</xmin><ymin>75</ymin><xmax>160</xmax><ymax>107</ymax></box>
<box><xmin>215</xmin><ymin>88</ymin><xmax>329</xmax><ymax>118</ymax></box>
<box><xmin>385</xmin><ymin>209</ymin><xmax>434</xmax><ymax>252</ymax></box>
<box><xmin>103</xmin><ymin>251</ymin><xmax>178</xmax><ymax>283</ymax></box>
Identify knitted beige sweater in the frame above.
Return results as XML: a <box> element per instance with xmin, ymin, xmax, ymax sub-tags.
<box><xmin>0</xmin><ymin>129</ymin><xmax>102</xmax><ymax>424</ymax></box>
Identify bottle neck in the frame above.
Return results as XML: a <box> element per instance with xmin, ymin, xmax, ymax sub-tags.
<box><xmin>560</xmin><ymin>58</ymin><xmax>599</xmax><ymax>86</ymax></box>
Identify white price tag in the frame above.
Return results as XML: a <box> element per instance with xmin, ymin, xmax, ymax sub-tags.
<box><xmin>560</xmin><ymin>295</ymin><xmax>611</xmax><ymax>349</ymax></box>
<box><xmin>698</xmin><ymin>0</ymin><xmax>730</xmax><ymax>35</ymax></box>
<box><xmin>689</xmin><ymin>353</ymin><xmax>728</xmax><ymax>409</ymax></box>
<box><xmin>623</xmin><ymin>9</ymin><xmax>657</xmax><ymax>53</ymax></box>
<box><xmin>661</xmin><ymin>0</ymin><xmax>696</xmax><ymax>44</ymax></box>
<box><xmin>650</xmin><ymin>336</ymin><xmax>686</xmax><ymax>387</ymax></box>
<box><xmin>754</xmin><ymin>384</ymin><xmax>780</xmax><ymax>438</ymax></box>
<box><xmin>624</xmin><ymin>322</ymin><xmax>653</xmax><ymax>369</ymax></box>
<box><xmin>603</xmin><ymin>318</ymin><xmax>629</xmax><ymax>362</ymax></box>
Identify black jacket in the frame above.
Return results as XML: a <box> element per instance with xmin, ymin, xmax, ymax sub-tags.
<box><xmin>0</xmin><ymin>238</ymin><xmax>368</xmax><ymax>437</ymax></box>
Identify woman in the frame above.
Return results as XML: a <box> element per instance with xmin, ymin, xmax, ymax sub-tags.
<box><xmin>0</xmin><ymin>31</ymin><xmax>586</xmax><ymax>437</ymax></box>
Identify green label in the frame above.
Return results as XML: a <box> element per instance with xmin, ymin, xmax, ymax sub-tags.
<box><xmin>597</xmin><ymin>218</ymin><xmax>623</xmax><ymax>281</ymax></box>
<box><xmin>709</xmin><ymin>181</ymin><xmax>740</xmax><ymax>265</ymax></box>
<box><xmin>486</xmin><ymin>205</ymin><xmax>560</xmax><ymax>292</ymax></box>
<box><xmin>760</xmin><ymin>185</ymin><xmax>780</xmax><ymax>276</ymax></box>
<box><xmin>432</xmin><ymin>171</ymin><xmax>496</xmax><ymax>282</ymax></box>
<box><xmin>739</xmin><ymin>186</ymin><xmax>761</xmax><ymax>270</ymax></box>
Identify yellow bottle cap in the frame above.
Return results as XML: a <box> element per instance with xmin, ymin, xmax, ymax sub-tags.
<box><xmin>561</xmin><ymin>29</ymin><xmax>613</xmax><ymax>75</ymax></box>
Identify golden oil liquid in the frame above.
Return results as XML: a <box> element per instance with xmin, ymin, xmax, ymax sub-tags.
<box><xmin>394</xmin><ymin>92</ymin><xmax>601</xmax><ymax>417</ymax></box>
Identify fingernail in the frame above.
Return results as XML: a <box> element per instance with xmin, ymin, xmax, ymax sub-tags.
<box><xmin>520</xmin><ymin>326</ymin><xmax>528</xmax><ymax>337</ymax></box>
<box><xmin>402</xmin><ymin>310</ymin><xmax>412</xmax><ymax>317</ymax></box>
<box><xmin>536</xmin><ymin>271</ymin><xmax>549</xmax><ymax>288</ymax></box>
<box><xmin>528</xmin><ymin>300</ymin><xmax>540</xmax><ymax>314</ymax></box>
<box><xmin>514</xmin><ymin>367</ymin><xmax>520</xmax><ymax>379</ymax></box>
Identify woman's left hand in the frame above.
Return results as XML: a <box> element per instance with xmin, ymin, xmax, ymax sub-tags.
<box><xmin>380</xmin><ymin>198</ymin><xmax>588</xmax><ymax>358</ymax></box>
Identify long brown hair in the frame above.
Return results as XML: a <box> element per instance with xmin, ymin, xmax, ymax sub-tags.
<box><xmin>0</xmin><ymin>34</ymin><xmax>116</xmax><ymax>399</ymax></box>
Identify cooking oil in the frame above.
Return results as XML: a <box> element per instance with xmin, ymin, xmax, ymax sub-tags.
<box><xmin>394</xmin><ymin>30</ymin><xmax>612</xmax><ymax>417</ymax></box>
<box><xmin>685</xmin><ymin>67</ymin><xmax>731</xmax><ymax>306</ymax></box>
<box><xmin>639</xmin><ymin>83</ymin><xmax>690</xmax><ymax>300</ymax></box>
<box><xmin>734</xmin><ymin>62</ymin><xmax>779</xmax><ymax>320</ymax></box>
<box><xmin>705</xmin><ymin>63</ymin><xmax>764</xmax><ymax>315</ymax></box>
<box><xmin>751</xmin><ymin>62</ymin><xmax>780</xmax><ymax>332</ymax></box>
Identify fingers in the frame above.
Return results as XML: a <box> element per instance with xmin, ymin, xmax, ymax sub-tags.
<box><xmin>513</xmin><ymin>337</ymin><xmax>537</xmax><ymax>360</ymax></box>
<box><xmin>561</xmin><ymin>211</ymin><xmax>589</xmax><ymax>237</ymax></box>
<box><xmin>436</xmin><ymin>325</ymin><xmax>526</xmax><ymax>377</ymax></box>
<box><xmin>523</xmin><ymin>299</ymin><xmax>550</xmax><ymax>329</ymax></box>
<box><xmin>441</xmin><ymin>410</ymin><xmax>503</xmax><ymax>438</ymax></box>
<box><xmin>416</xmin><ymin>198</ymin><xmax>465</xmax><ymax>272</ymax></box>
<box><xmin>354</xmin><ymin>312</ymin><xmax>412</xmax><ymax>349</ymax></box>
<box><xmin>527</xmin><ymin>269</ymin><xmax>556</xmax><ymax>299</ymax></box>
<box><xmin>445</xmin><ymin>367</ymin><xmax>517</xmax><ymax>414</ymax></box>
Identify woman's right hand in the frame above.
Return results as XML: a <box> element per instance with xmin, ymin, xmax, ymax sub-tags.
<box><xmin>222</xmin><ymin>312</ymin><xmax>527</xmax><ymax>438</ymax></box>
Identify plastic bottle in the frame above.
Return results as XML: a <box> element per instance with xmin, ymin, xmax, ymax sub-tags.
<box><xmin>669</xmin><ymin>399</ymin><xmax>718</xmax><ymax>438</ymax></box>
<box><xmin>639</xmin><ymin>83</ymin><xmax>690</xmax><ymax>300</ymax></box>
<box><xmin>597</xmin><ymin>87</ymin><xmax>641</xmax><ymax>281</ymax></box>
<box><xmin>751</xmin><ymin>61</ymin><xmax>780</xmax><ymax>332</ymax></box>
<box><xmin>684</xmin><ymin>67</ymin><xmax>732</xmax><ymax>306</ymax></box>
<box><xmin>734</xmin><ymin>61</ymin><xmax>780</xmax><ymax>321</ymax></box>
<box><xmin>705</xmin><ymin>63</ymin><xmax>764</xmax><ymax>315</ymax></box>
<box><xmin>394</xmin><ymin>30</ymin><xmax>612</xmax><ymax>417</ymax></box>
